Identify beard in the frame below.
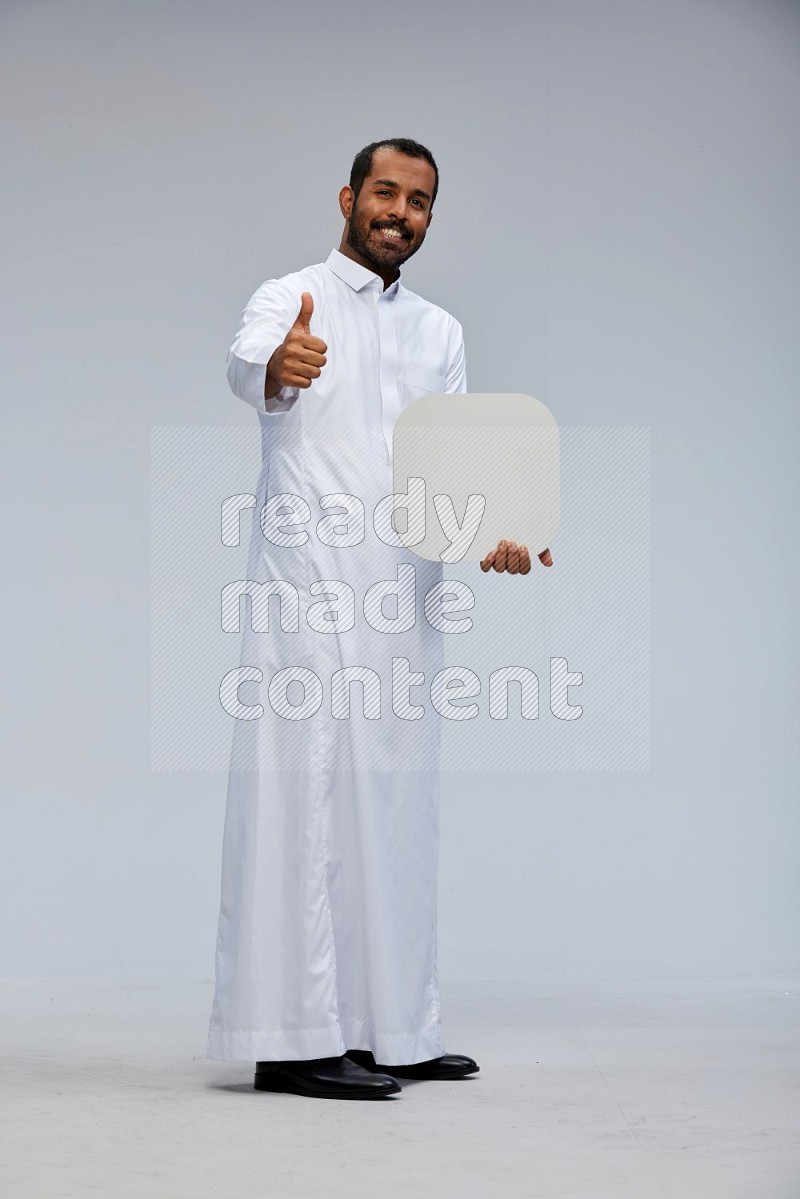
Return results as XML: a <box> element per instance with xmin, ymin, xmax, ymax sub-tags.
<box><xmin>346</xmin><ymin>198</ymin><xmax>425</xmax><ymax>269</ymax></box>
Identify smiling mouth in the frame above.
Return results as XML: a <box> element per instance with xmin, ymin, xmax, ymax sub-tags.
<box><xmin>374</xmin><ymin>226</ymin><xmax>410</xmax><ymax>243</ymax></box>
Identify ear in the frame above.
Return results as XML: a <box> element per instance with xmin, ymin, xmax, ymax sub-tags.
<box><xmin>339</xmin><ymin>185</ymin><xmax>354</xmax><ymax>220</ymax></box>
<box><xmin>426</xmin><ymin>208</ymin><xmax>433</xmax><ymax>228</ymax></box>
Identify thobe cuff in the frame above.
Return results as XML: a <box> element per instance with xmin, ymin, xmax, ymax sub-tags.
<box><xmin>226</xmin><ymin>350</ymin><xmax>300</xmax><ymax>415</ymax></box>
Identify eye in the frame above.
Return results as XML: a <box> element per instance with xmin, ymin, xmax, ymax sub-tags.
<box><xmin>411</xmin><ymin>199</ymin><xmax>424</xmax><ymax>208</ymax></box>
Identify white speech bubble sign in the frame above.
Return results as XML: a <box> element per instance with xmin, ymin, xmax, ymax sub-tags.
<box><xmin>392</xmin><ymin>393</ymin><xmax>560</xmax><ymax>563</ymax></box>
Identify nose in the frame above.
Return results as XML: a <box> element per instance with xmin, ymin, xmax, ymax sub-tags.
<box><xmin>387</xmin><ymin>198</ymin><xmax>409</xmax><ymax>223</ymax></box>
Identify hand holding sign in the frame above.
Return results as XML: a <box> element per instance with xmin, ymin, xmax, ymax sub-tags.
<box><xmin>265</xmin><ymin>292</ymin><xmax>328</xmax><ymax>397</ymax></box>
<box><xmin>480</xmin><ymin>540</ymin><xmax>552</xmax><ymax>572</ymax></box>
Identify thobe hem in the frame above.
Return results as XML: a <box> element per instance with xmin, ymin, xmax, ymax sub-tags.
<box><xmin>205</xmin><ymin>1014</ymin><xmax>446</xmax><ymax>1065</ymax></box>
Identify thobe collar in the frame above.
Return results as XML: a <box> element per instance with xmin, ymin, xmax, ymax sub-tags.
<box><xmin>324</xmin><ymin>248</ymin><xmax>402</xmax><ymax>298</ymax></box>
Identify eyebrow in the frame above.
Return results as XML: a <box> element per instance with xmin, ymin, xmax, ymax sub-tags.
<box><xmin>371</xmin><ymin>178</ymin><xmax>432</xmax><ymax>202</ymax></box>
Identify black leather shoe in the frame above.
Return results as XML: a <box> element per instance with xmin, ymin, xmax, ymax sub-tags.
<box><xmin>346</xmin><ymin>1049</ymin><xmax>479</xmax><ymax>1080</ymax></box>
<box><xmin>254</xmin><ymin>1055</ymin><xmax>401</xmax><ymax>1099</ymax></box>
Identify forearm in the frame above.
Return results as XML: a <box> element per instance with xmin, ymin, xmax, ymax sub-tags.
<box><xmin>264</xmin><ymin>349</ymin><xmax>282</xmax><ymax>401</ymax></box>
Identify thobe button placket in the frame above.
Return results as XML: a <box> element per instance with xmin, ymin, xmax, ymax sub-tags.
<box><xmin>376</xmin><ymin>288</ymin><xmax>400</xmax><ymax>465</ymax></box>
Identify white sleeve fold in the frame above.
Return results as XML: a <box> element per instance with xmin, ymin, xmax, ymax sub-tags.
<box><xmin>445</xmin><ymin>317</ymin><xmax>467</xmax><ymax>394</ymax></box>
<box><xmin>225</xmin><ymin>279</ymin><xmax>302</xmax><ymax>415</ymax></box>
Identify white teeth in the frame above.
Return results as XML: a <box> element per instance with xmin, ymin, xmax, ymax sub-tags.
<box><xmin>381</xmin><ymin>229</ymin><xmax>402</xmax><ymax>238</ymax></box>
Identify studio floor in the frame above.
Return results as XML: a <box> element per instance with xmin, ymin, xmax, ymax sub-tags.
<box><xmin>2</xmin><ymin>975</ymin><xmax>798</xmax><ymax>1198</ymax></box>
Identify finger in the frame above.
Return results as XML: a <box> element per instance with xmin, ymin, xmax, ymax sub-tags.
<box><xmin>539</xmin><ymin>548</ymin><xmax>553</xmax><ymax>567</ymax></box>
<box><xmin>493</xmin><ymin>540</ymin><xmax>508</xmax><ymax>572</ymax></box>
<box><xmin>297</xmin><ymin>334</ymin><xmax>327</xmax><ymax>355</ymax></box>
<box><xmin>519</xmin><ymin>545</ymin><xmax>532</xmax><ymax>574</ymax></box>
<box><xmin>290</xmin><ymin>362</ymin><xmax>322</xmax><ymax>381</ymax></box>
<box><xmin>506</xmin><ymin>541</ymin><xmax>520</xmax><ymax>574</ymax></box>
<box><xmin>290</xmin><ymin>349</ymin><xmax>326</xmax><ymax>368</ymax></box>
<box><xmin>292</xmin><ymin>292</ymin><xmax>314</xmax><ymax>333</ymax></box>
<box><xmin>480</xmin><ymin>549</ymin><xmax>496</xmax><ymax>572</ymax></box>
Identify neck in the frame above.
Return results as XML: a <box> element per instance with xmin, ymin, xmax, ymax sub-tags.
<box><xmin>337</xmin><ymin>238</ymin><xmax>399</xmax><ymax>291</ymax></box>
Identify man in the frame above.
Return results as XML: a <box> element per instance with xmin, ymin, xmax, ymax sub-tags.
<box><xmin>207</xmin><ymin>138</ymin><xmax>552</xmax><ymax>1101</ymax></box>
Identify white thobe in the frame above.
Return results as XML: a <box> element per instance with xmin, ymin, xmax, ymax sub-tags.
<box><xmin>207</xmin><ymin>248</ymin><xmax>467</xmax><ymax>1064</ymax></box>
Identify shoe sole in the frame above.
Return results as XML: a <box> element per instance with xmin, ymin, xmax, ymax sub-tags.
<box><xmin>388</xmin><ymin>1066</ymin><xmax>480</xmax><ymax>1080</ymax></box>
<box><xmin>254</xmin><ymin>1074</ymin><xmax>401</xmax><ymax>1100</ymax></box>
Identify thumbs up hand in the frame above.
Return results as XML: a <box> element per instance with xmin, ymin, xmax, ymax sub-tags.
<box><xmin>265</xmin><ymin>292</ymin><xmax>328</xmax><ymax>396</ymax></box>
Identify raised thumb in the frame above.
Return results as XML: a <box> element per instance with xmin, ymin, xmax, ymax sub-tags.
<box><xmin>293</xmin><ymin>291</ymin><xmax>314</xmax><ymax>332</ymax></box>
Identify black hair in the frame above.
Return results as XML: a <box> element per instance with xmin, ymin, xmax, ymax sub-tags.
<box><xmin>349</xmin><ymin>138</ymin><xmax>439</xmax><ymax>208</ymax></box>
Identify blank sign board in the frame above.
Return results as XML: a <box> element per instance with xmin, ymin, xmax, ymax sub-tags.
<box><xmin>392</xmin><ymin>393</ymin><xmax>560</xmax><ymax>563</ymax></box>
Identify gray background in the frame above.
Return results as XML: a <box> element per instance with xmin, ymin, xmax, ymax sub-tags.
<box><xmin>2</xmin><ymin>0</ymin><xmax>797</xmax><ymax>985</ymax></box>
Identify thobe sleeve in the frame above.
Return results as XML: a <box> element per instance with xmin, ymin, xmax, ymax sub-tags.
<box><xmin>226</xmin><ymin>279</ymin><xmax>303</xmax><ymax>415</ymax></box>
<box><xmin>445</xmin><ymin>317</ymin><xmax>467</xmax><ymax>394</ymax></box>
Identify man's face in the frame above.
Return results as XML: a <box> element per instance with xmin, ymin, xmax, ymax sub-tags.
<box><xmin>344</xmin><ymin>147</ymin><xmax>435</xmax><ymax>270</ymax></box>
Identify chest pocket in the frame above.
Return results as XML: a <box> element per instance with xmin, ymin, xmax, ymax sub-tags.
<box><xmin>399</xmin><ymin>367</ymin><xmax>447</xmax><ymax>396</ymax></box>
